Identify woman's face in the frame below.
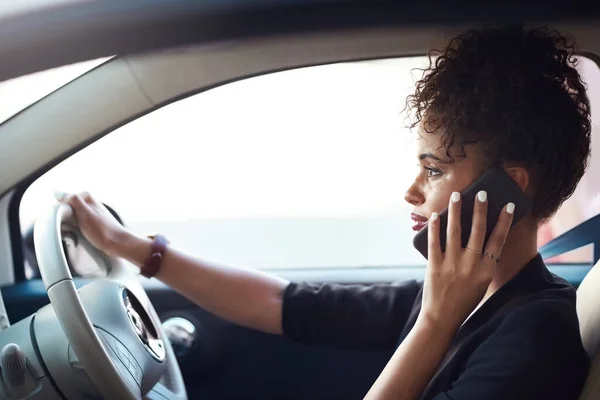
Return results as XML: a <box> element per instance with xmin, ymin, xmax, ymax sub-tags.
<box><xmin>404</xmin><ymin>128</ymin><xmax>486</xmax><ymax>232</ymax></box>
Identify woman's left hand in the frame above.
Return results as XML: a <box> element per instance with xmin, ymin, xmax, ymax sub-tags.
<box><xmin>420</xmin><ymin>190</ymin><xmax>515</xmax><ymax>330</ymax></box>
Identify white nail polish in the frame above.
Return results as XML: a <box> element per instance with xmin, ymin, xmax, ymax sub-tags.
<box><xmin>507</xmin><ymin>202</ymin><xmax>515</xmax><ymax>214</ymax></box>
<box><xmin>451</xmin><ymin>192</ymin><xmax>460</xmax><ymax>203</ymax></box>
<box><xmin>477</xmin><ymin>190</ymin><xmax>487</xmax><ymax>202</ymax></box>
<box><xmin>53</xmin><ymin>191</ymin><xmax>66</xmax><ymax>201</ymax></box>
<box><xmin>431</xmin><ymin>212</ymin><xmax>438</xmax><ymax>221</ymax></box>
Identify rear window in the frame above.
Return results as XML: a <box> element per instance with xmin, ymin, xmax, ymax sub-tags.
<box><xmin>539</xmin><ymin>57</ymin><xmax>600</xmax><ymax>263</ymax></box>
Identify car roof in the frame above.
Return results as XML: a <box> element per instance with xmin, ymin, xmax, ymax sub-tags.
<box><xmin>0</xmin><ymin>0</ymin><xmax>599</xmax><ymax>82</ymax></box>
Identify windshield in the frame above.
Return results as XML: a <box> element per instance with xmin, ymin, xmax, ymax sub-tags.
<box><xmin>0</xmin><ymin>57</ymin><xmax>110</xmax><ymax>124</ymax></box>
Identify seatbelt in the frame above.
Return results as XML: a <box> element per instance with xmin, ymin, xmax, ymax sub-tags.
<box><xmin>539</xmin><ymin>214</ymin><xmax>600</xmax><ymax>265</ymax></box>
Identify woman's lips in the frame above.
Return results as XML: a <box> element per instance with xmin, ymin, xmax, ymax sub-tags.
<box><xmin>411</xmin><ymin>213</ymin><xmax>428</xmax><ymax>231</ymax></box>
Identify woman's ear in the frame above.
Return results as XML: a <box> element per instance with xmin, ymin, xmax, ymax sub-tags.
<box><xmin>503</xmin><ymin>165</ymin><xmax>530</xmax><ymax>192</ymax></box>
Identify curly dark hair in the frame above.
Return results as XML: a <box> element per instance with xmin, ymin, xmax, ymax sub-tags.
<box><xmin>407</xmin><ymin>27</ymin><xmax>591</xmax><ymax>220</ymax></box>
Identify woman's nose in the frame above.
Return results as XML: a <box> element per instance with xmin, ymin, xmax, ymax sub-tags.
<box><xmin>404</xmin><ymin>182</ymin><xmax>424</xmax><ymax>206</ymax></box>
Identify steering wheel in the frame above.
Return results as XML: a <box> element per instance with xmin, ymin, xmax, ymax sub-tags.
<box><xmin>33</xmin><ymin>203</ymin><xmax>188</xmax><ymax>399</ymax></box>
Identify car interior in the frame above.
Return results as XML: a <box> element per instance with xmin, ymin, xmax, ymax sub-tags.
<box><xmin>0</xmin><ymin>1</ymin><xmax>599</xmax><ymax>399</ymax></box>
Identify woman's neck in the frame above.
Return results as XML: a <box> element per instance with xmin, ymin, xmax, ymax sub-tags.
<box><xmin>484</xmin><ymin>216</ymin><xmax>540</xmax><ymax>299</ymax></box>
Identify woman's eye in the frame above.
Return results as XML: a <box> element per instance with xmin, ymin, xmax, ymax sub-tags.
<box><xmin>425</xmin><ymin>167</ymin><xmax>442</xmax><ymax>177</ymax></box>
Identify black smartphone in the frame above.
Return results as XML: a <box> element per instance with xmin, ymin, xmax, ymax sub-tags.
<box><xmin>412</xmin><ymin>167</ymin><xmax>532</xmax><ymax>259</ymax></box>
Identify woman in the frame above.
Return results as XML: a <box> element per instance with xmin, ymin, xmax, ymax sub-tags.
<box><xmin>56</xmin><ymin>26</ymin><xmax>591</xmax><ymax>399</ymax></box>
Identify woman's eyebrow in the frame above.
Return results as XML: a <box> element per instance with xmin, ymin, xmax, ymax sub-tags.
<box><xmin>418</xmin><ymin>152</ymin><xmax>443</xmax><ymax>161</ymax></box>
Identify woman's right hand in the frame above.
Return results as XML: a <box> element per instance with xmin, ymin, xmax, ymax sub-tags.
<box><xmin>54</xmin><ymin>191</ymin><xmax>132</xmax><ymax>258</ymax></box>
<box><xmin>420</xmin><ymin>191</ymin><xmax>514</xmax><ymax>330</ymax></box>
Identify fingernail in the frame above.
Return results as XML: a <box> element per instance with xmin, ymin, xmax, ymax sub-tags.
<box><xmin>451</xmin><ymin>192</ymin><xmax>460</xmax><ymax>203</ymax></box>
<box><xmin>431</xmin><ymin>212</ymin><xmax>438</xmax><ymax>221</ymax></box>
<box><xmin>477</xmin><ymin>190</ymin><xmax>487</xmax><ymax>203</ymax></box>
<box><xmin>53</xmin><ymin>191</ymin><xmax>66</xmax><ymax>201</ymax></box>
<box><xmin>507</xmin><ymin>202</ymin><xmax>515</xmax><ymax>214</ymax></box>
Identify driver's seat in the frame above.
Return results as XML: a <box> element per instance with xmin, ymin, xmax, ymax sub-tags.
<box><xmin>576</xmin><ymin>260</ymin><xmax>600</xmax><ymax>399</ymax></box>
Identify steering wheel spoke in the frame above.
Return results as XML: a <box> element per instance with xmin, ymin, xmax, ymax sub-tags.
<box><xmin>145</xmin><ymin>381</ymin><xmax>188</xmax><ymax>400</ymax></box>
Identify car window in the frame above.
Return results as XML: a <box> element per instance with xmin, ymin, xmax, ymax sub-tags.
<box><xmin>539</xmin><ymin>57</ymin><xmax>600</xmax><ymax>263</ymax></box>
<box><xmin>18</xmin><ymin>56</ymin><xmax>600</xmax><ymax>278</ymax></box>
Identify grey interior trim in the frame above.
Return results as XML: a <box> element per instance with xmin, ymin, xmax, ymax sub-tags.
<box><xmin>125</xmin><ymin>27</ymin><xmax>440</xmax><ymax>105</ymax></box>
<box><xmin>0</xmin><ymin>191</ymin><xmax>15</xmax><ymax>286</ymax></box>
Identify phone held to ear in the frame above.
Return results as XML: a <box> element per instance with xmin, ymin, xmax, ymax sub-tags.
<box><xmin>412</xmin><ymin>167</ymin><xmax>532</xmax><ymax>260</ymax></box>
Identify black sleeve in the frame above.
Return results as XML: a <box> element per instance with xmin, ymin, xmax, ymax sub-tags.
<box><xmin>281</xmin><ymin>280</ymin><xmax>422</xmax><ymax>350</ymax></box>
<box><xmin>432</xmin><ymin>300</ymin><xmax>589</xmax><ymax>400</ymax></box>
